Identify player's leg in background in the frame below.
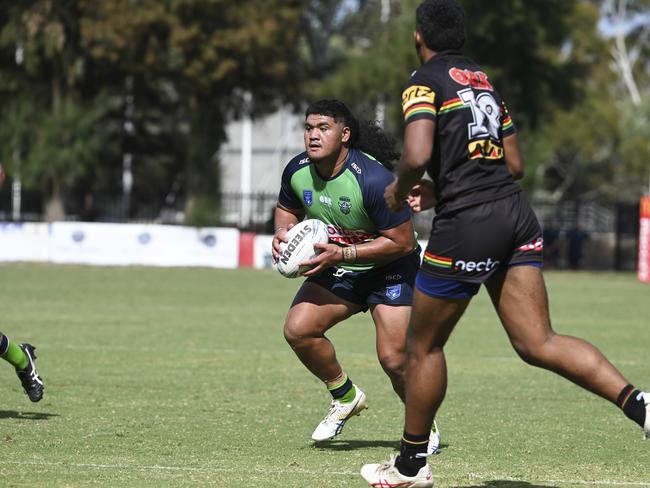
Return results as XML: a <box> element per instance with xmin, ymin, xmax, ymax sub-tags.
<box><xmin>0</xmin><ymin>331</ymin><xmax>44</xmax><ymax>402</ymax></box>
<box><xmin>371</xmin><ymin>302</ymin><xmax>442</xmax><ymax>455</ymax></box>
<box><xmin>403</xmin><ymin>289</ymin><xmax>469</xmax><ymax>438</ymax></box>
<box><xmin>369</xmin><ymin>303</ymin><xmax>410</xmax><ymax>401</ymax></box>
<box><xmin>283</xmin><ymin>281</ymin><xmax>367</xmax><ymax>441</ymax></box>
<box><xmin>486</xmin><ymin>265</ymin><xmax>648</xmax><ymax>434</ymax></box>
<box><xmin>0</xmin><ymin>331</ymin><xmax>28</xmax><ymax>369</ymax></box>
<box><xmin>361</xmin><ymin>288</ymin><xmax>469</xmax><ymax>484</ymax></box>
<box><xmin>392</xmin><ymin>288</ymin><xmax>470</xmax><ymax>475</ymax></box>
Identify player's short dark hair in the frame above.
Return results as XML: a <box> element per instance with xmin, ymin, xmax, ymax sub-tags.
<box><xmin>305</xmin><ymin>99</ymin><xmax>399</xmax><ymax>168</ymax></box>
<box><xmin>305</xmin><ymin>99</ymin><xmax>360</xmax><ymax>146</ymax></box>
<box><xmin>416</xmin><ymin>0</ymin><xmax>466</xmax><ymax>52</ymax></box>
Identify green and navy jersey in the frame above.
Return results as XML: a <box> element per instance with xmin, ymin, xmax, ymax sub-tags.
<box><xmin>278</xmin><ymin>148</ymin><xmax>412</xmax><ymax>272</ymax></box>
<box><xmin>402</xmin><ymin>50</ymin><xmax>520</xmax><ymax>215</ymax></box>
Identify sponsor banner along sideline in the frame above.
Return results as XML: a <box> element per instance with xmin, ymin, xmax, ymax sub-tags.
<box><xmin>0</xmin><ymin>222</ymin><xmax>50</xmax><ymax>262</ymax></box>
<box><xmin>253</xmin><ymin>235</ymin><xmax>274</xmax><ymax>270</ymax></box>
<box><xmin>638</xmin><ymin>196</ymin><xmax>650</xmax><ymax>283</ymax></box>
<box><xmin>0</xmin><ymin>222</ymin><xmax>239</xmax><ymax>269</ymax></box>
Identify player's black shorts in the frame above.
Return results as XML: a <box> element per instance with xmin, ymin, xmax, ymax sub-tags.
<box><xmin>307</xmin><ymin>248</ymin><xmax>421</xmax><ymax>312</ymax></box>
<box><xmin>420</xmin><ymin>191</ymin><xmax>543</xmax><ymax>284</ymax></box>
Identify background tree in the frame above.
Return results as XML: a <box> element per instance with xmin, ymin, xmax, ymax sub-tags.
<box><xmin>1</xmin><ymin>0</ymin><xmax>305</xmax><ymax>223</ymax></box>
<box><xmin>80</xmin><ymin>0</ymin><xmax>305</xmax><ymax>224</ymax></box>
<box><xmin>599</xmin><ymin>0</ymin><xmax>650</xmax><ymax>197</ymax></box>
<box><xmin>0</xmin><ymin>0</ymin><xmax>107</xmax><ymax>221</ymax></box>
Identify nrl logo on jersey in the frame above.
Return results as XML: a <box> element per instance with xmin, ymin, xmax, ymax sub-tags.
<box><xmin>303</xmin><ymin>190</ymin><xmax>313</xmax><ymax>207</ymax></box>
<box><xmin>338</xmin><ymin>196</ymin><xmax>352</xmax><ymax>215</ymax></box>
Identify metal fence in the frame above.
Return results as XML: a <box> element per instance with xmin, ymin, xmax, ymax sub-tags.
<box><xmin>217</xmin><ymin>192</ymin><xmax>641</xmax><ymax>271</ymax></box>
<box><xmin>1</xmin><ymin>188</ymin><xmax>640</xmax><ymax>271</ymax></box>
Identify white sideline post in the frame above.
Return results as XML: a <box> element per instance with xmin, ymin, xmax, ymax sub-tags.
<box><xmin>241</xmin><ymin>92</ymin><xmax>253</xmax><ymax>227</ymax></box>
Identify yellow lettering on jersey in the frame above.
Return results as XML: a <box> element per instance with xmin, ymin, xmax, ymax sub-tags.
<box><xmin>401</xmin><ymin>85</ymin><xmax>436</xmax><ymax>112</ymax></box>
<box><xmin>468</xmin><ymin>139</ymin><xmax>504</xmax><ymax>160</ymax></box>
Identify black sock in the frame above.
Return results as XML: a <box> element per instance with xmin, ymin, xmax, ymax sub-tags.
<box><xmin>329</xmin><ymin>377</ymin><xmax>353</xmax><ymax>400</ymax></box>
<box><xmin>395</xmin><ymin>431</ymin><xmax>428</xmax><ymax>477</ymax></box>
<box><xmin>616</xmin><ymin>384</ymin><xmax>646</xmax><ymax>428</ymax></box>
<box><xmin>0</xmin><ymin>335</ymin><xmax>7</xmax><ymax>356</ymax></box>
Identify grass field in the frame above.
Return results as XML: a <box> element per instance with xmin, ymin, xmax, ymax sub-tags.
<box><xmin>0</xmin><ymin>264</ymin><xmax>648</xmax><ymax>487</ymax></box>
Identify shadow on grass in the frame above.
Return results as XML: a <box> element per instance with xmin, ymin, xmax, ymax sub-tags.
<box><xmin>0</xmin><ymin>410</ymin><xmax>59</xmax><ymax>420</ymax></box>
<box><xmin>454</xmin><ymin>481</ymin><xmax>551</xmax><ymax>488</ymax></box>
<box><xmin>313</xmin><ymin>439</ymin><xmax>450</xmax><ymax>452</ymax></box>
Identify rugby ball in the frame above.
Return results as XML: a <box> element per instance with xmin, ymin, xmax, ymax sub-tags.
<box><xmin>277</xmin><ymin>219</ymin><xmax>329</xmax><ymax>278</ymax></box>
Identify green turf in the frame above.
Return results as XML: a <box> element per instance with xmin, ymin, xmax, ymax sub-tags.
<box><xmin>0</xmin><ymin>264</ymin><xmax>648</xmax><ymax>487</ymax></box>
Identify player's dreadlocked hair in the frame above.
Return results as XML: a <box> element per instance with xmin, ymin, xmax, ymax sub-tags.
<box><xmin>305</xmin><ymin>99</ymin><xmax>399</xmax><ymax>169</ymax></box>
<box><xmin>416</xmin><ymin>0</ymin><xmax>465</xmax><ymax>52</ymax></box>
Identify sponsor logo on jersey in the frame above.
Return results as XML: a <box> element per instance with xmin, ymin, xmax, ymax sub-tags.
<box><xmin>298</xmin><ymin>157</ymin><xmax>310</xmax><ymax>165</ymax></box>
<box><xmin>517</xmin><ymin>237</ymin><xmax>544</xmax><ymax>252</ymax></box>
<box><xmin>454</xmin><ymin>258</ymin><xmax>500</xmax><ymax>272</ymax></box>
<box><xmin>386</xmin><ymin>284</ymin><xmax>402</xmax><ymax>300</ymax></box>
<box><xmin>303</xmin><ymin>190</ymin><xmax>313</xmax><ymax>207</ymax></box>
<box><xmin>402</xmin><ymin>85</ymin><xmax>436</xmax><ymax>111</ymax></box>
<box><xmin>326</xmin><ymin>225</ymin><xmax>376</xmax><ymax>245</ymax></box>
<box><xmin>385</xmin><ymin>274</ymin><xmax>402</xmax><ymax>281</ymax></box>
<box><xmin>339</xmin><ymin>196</ymin><xmax>352</xmax><ymax>215</ymax></box>
<box><xmin>424</xmin><ymin>252</ymin><xmax>500</xmax><ymax>273</ymax></box>
<box><xmin>448</xmin><ymin>67</ymin><xmax>494</xmax><ymax>91</ymax></box>
<box><xmin>319</xmin><ymin>195</ymin><xmax>332</xmax><ymax>206</ymax></box>
<box><xmin>351</xmin><ymin>162</ymin><xmax>362</xmax><ymax>174</ymax></box>
<box><xmin>468</xmin><ymin>139</ymin><xmax>504</xmax><ymax>160</ymax></box>
<box><xmin>402</xmin><ymin>85</ymin><xmax>437</xmax><ymax>121</ymax></box>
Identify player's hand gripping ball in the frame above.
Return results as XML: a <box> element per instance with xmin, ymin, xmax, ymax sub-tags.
<box><xmin>276</xmin><ymin>219</ymin><xmax>329</xmax><ymax>278</ymax></box>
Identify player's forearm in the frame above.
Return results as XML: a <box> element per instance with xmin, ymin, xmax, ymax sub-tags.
<box><xmin>341</xmin><ymin>235</ymin><xmax>413</xmax><ymax>265</ymax></box>
<box><xmin>395</xmin><ymin>162</ymin><xmax>427</xmax><ymax>202</ymax></box>
<box><xmin>395</xmin><ymin>118</ymin><xmax>434</xmax><ymax>200</ymax></box>
<box><xmin>274</xmin><ymin>205</ymin><xmax>302</xmax><ymax>232</ymax></box>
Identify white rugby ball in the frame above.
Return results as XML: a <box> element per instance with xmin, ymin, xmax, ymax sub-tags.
<box><xmin>277</xmin><ymin>219</ymin><xmax>329</xmax><ymax>278</ymax></box>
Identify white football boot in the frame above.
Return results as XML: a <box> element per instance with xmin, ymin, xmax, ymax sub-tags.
<box><xmin>428</xmin><ymin>420</ymin><xmax>441</xmax><ymax>455</ymax></box>
<box><xmin>361</xmin><ymin>455</ymin><xmax>433</xmax><ymax>488</ymax></box>
<box><xmin>643</xmin><ymin>393</ymin><xmax>650</xmax><ymax>439</ymax></box>
<box><xmin>311</xmin><ymin>385</ymin><xmax>368</xmax><ymax>441</ymax></box>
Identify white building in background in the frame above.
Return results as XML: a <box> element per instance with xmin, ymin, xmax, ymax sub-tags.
<box><xmin>218</xmin><ymin>106</ymin><xmax>304</xmax><ymax>227</ymax></box>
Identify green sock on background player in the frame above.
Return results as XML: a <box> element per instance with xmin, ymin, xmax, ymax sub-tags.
<box><xmin>327</xmin><ymin>373</ymin><xmax>357</xmax><ymax>403</ymax></box>
<box><xmin>0</xmin><ymin>334</ymin><xmax>29</xmax><ymax>369</ymax></box>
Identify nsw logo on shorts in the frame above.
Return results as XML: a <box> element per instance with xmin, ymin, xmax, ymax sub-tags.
<box><xmin>386</xmin><ymin>284</ymin><xmax>402</xmax><ymax>300</ymax></box>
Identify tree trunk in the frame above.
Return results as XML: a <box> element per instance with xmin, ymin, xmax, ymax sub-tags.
<box><xmin>44</xmin><ymin>180</ymin><xmax>65</xmax><ymax>222</ymax></box>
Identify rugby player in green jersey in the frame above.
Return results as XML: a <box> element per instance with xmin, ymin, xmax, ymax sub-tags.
<box><xmin>0</xmin><ymin>164</ymin><xmax>44</xmax><ymax>402</ymax></box>
<box><xmin>272</xmin><ymin>100</ymin><xmax>439</xmax><ymax>453</ymax></box>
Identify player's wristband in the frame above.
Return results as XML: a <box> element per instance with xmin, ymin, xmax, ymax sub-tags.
<box><xmin>342</xmin><ymin>245</ymin><xmax>357</xmax><ymax>263</ymax></box>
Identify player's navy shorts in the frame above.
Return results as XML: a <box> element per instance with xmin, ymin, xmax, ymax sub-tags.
<box><xmin>418</xmin><ymin>191</ymin><xmax>543</xmax><ymax>297</ymax></box>
<box><xmin>307</xmin><ymin>248</ymin><xmax>421</xmax><ymax>312</ymax></box>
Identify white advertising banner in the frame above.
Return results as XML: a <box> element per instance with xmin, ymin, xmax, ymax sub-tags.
<box><xmin>46</xmin><ymin>223</ymin><xmax>239</xmax><ymax>268</ymax></box>
<box><xmin>0</xmin><ymin>223</ymin><xmax>50</xmax><ymax>262</ymax></box>
<box><xmin>254</xmin><ymin>235</ymin><xmax>274</xmax><ymax>269</ymax></box>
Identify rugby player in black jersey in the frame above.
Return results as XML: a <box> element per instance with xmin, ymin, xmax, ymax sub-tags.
<box><xmin>361</xmin><ymin>1</ymin><xmax>649</xmax><ymax>486</ymax></box>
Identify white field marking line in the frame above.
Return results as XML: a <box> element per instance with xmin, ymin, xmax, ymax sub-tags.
<box><xmin>0</xmin><ymin>460</ymin><xmax>354</xmax><ymax>476</ymax></box>
<box><xmin>1</xmin><ymin>461</ymin><xmax>650</xmax><ymax>486</ymax></box>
